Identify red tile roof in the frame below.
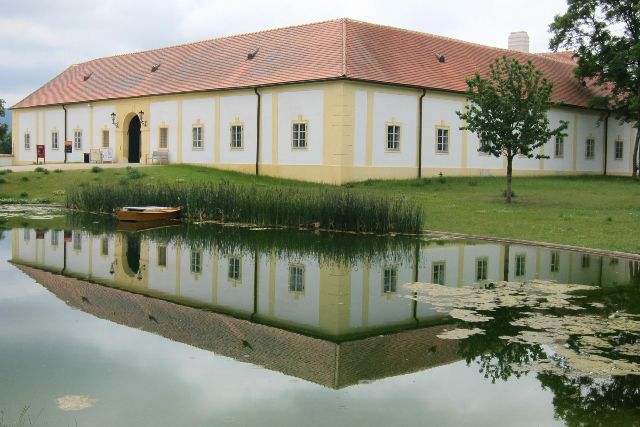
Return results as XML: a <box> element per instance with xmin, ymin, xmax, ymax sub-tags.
<box><xmin>12</xmin><ymin>19</ymin><xmax>600</xmax><ymax>109</ymax></box>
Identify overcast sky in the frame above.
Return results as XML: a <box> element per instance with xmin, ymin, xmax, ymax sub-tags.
<box><xmin>1</xmin><ymin>0</ymin><xmax>569</xmax><ymax>107</ymax></box>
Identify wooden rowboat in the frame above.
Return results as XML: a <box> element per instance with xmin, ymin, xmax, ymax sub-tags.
<box><xmin>115</xmin><ymin>206</ymin><xmax>182</xmax><ymax>222</ymax></box>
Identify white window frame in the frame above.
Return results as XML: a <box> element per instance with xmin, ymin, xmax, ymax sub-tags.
<box><xmin>24</xmin><ymin>132</ymin><xmax>31</xmax><ymax>150</ymax></box>
<box><xmin>432</xmin><ymin>262</ymin><xmax>446</xmax><ymax>285</ymax></box>
<box><xmin>550</xmin><ymin>251</ymin><xmax>560</xmax><ymax>273</ymax></box>
<box><xmin>228</xmin><ymin>256</ymin><xmax>241</xmax><ymax>281</ymax></box>
<box><xmin>386</xmin><ymin>124</ymin><xmax>400</xmax><ymax>151</ymax></box>
<box><xmin>190</xmin><ymin>250</ymin><xmax>202</xmax><ymax>273</ymax></box>
<box><xmin>192</xmin><ymin>126</ymin><xmax>203</xmax><ymax>150</ymax></box>
<box><xmin>288</xmin><ymin>264</ymin><xmax>305</xmax><ymax>293</ymax></box>
<box><xmin>157</xmin><ymin>245</ymin><xmax>167</xmax><ymax>267</ymax></box>
<box><xmin>159</xmin><ymin>127</ymin><xmax>168</xmax><ymax>150</ymax></box>
<box><xmin>51</xmin><ymin>131</ymin><xmax>59</xmax><ymax>150</ymax></box>
<box><xmin>515</xmin><ymin>254</ymin><xmax>526</xmax><ymax>277</ymax></box>
<box><xmin>476</xmin><ymin>257</ymin><xmax>488</xmax><ymax>281</ymax></box>
<box><xmin>383</xmin><ymin>267</ymin><xmax>398</xmax><ymax>293</ymax></box>
<box><xmin>585</xmin><ymin>137</ymin><xmax>595</xmax><ymax>159</ymax></box>
<box><xmin>614</xmin><ymin>138</ymin><xmax>624</xmax><ymax>160</ymax></box>
<box><xmin>436</xmin><ymin>127</ymin><xmax>449</xmax><ymax>154</ymax></box>
<box><xmin>102</xmin><ymin>129</ymin><xmax>110</xmax><ymax>149</ymax></box>
<box><xmin>230</xmin><ymin>125</ymin><xmax>243</xmax><ymax>150</ymax></box>
<box><xmin>292</xmin><ymin>121</ymin><xmax>307</xmax><ymax>149</ymax></box>
<box><xmin>74</xmin><ymin>130</ymin><xmax>82</xmax><ymax>151</ymax></box>
<box><xmin>554</xmin><ymin>135</ymin><xmax>564</xmax><ymax>158</ymax></box>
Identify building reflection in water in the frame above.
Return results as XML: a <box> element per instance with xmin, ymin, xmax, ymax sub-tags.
<box><xmin>10</xmin><ymin>227</ymin><xmax>640</xmax><ymax>388</ymax></box>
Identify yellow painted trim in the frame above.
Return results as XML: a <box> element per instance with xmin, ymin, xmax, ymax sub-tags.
<box><xmin>361</xmin><ymin>263</ymin><xmax>370</xmax><ymax>327</ymax></box>
<box><xmin>271</xmin><ymin>93</ymin><xmax>278</xmax><ymax>164</ymax></box>
<box><xmin>211</xmin><ymin>247</ymin><xmax>219</xmax><ymax>305</ymax></box>
<box><xmin>268</xmin><ymin>250</ymin><xmax>276</xmax><ymax>316</ymax></box>
<box><xmin>572</xmin><ymin>114</ymin><xmax>578</xmax><ymax>171</ymax></box>
<box><xmin>214</xmin><ymin>97</ymin><xmax>220</xmax><ymax>163</ymax></box>
<box><xmin>365</xmin><ymin>90</ymin><xmax>374</xmax><ymax>166</ymax></box>
<box><xmin>535</xmin><ymin>248</ymin><xmax>541</xmax><ymax>279</ymax></box>
<box><xmin>457</xmin><ymin>247</ymin><xmax>464</xmax><ymax>287</ymax></box>
<box><xmin>175</xmin><ymin>246</ymin><xmax>181</xmax><ymax>296</ymax></box>
<box><xmin>89</xmin><ymin>105</ymin><xmax>94</xmax><ymax>149</ymax></box>
<box><xmin>177</xmin><ymin>100</ymin><xmax>183</xmax><ymax>162</ymax></box>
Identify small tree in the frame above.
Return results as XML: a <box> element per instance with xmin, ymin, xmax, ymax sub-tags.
<box><xmin>549</xmin><ymin>0</ymin><xmax>640</xmax><ymax>178</ymax></box>
<box><xmin>0</xmin><ymin>99</ymin><xmax>9</xmax><ymax>154</ymax></box>
<box><xmin>457</xmin><ymin>56</ymin><xmax>568</xmax><ymax>203</ymax></box>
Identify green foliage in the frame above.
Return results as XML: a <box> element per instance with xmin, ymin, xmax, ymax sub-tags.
<box><xmin>34</xmin><ymin>167</ymin><xmax>45</xmax><ymax>173</ymax></box>
<box><xmin>91</xmin><ymin>166</ymin><xmax>103</xmax><ymax>173</ymax></box>
<box><xmin>549</xmin><ymin>1</ymin><xmax>640</xmax><ymax>176</ymax></box>
<box><xmin>457</xmin><ymin>56</ymin><xmax>568</xmax><ymax>202</ymax></box>
<box><xmin>126</xmin><ymin>166</ymin><xmax>145</xmax><ymax>180</ymax></box>
<box><xmin>65</xmin><ymin>182</ymin><xmax>424</xmax><ymax>234</ymax></box>
<box><xmin>19</xmin><ymin>176</ymin><xmax>28</xmax><ymax>182</ymax></box>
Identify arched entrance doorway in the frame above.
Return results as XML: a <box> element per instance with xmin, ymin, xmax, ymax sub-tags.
<box><xmin>128</xmin><ymin>115</ymin><xmax>141</xmax><ymax>163</ymax></box>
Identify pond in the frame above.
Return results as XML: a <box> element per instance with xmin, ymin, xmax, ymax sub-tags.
<box><xmin>1</xmin><ymin>211</ymin><xmax>639</xmax><ymax>426</ymax></box>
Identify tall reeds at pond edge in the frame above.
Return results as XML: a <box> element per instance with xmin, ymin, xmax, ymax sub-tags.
<box><xmin>66</xmin><ymin>181</ymin><xmax>424</xmax><ymax>234</ymax></box>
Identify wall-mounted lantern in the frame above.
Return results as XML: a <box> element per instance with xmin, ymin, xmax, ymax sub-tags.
<box><xmin>110</xmin><ymin>112</ymin><xmax>119</xmax><ymax>128</ymax></box>
<box><xmin>138</xmin><ymin>110</ymin><xmax>147</xmax><ymax>127</ymax></box>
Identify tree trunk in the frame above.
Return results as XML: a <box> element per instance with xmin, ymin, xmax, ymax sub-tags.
<box><xmin>506</xmin><ymin>155</ymin><xmax>513</xmax><ymax>203</ymax></box>
<box><xmin>633</xmin><ymin>125</ymin><xmax>640</xmax><ymax>179</ymax></box>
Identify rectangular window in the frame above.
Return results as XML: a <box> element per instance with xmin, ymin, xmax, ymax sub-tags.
<box><xmin>192</xmin><ymin>126</ymin><xmax>203</xmax><ymax>149</ymax></box>
<box><xmin>387</xmin><ymin>125</ymin><xmax>400</xmax><ymax>151</ymax></box>
<box><xmin>74</xmin><ymin>130</ymin><xmax>82</xmax><ymax>150</ymax></box>
<box><xmin>610</xmin><ymin>257</ymin><xmax>619</xmax><ymax>265</ymax></box>
<box><xmin>157</xmin><ymin>246</ymin><xmax>167</xmax><ymax>267</ymax></box>
<box><xmin>24</xmin><ymin>133</ymin><xmax>31</xmax><ymax>150</ymax></box>
<box><xmin>383</xmin><ymin>267</ymin><xmax>398</xmax><ymax>293</ymax></box>
<box><xmin>102</xmin><ymin>130</ymin><xmax>109</xmax><ymax>148</ymax></box>
<box><xmin>73</xmin><ymin>232</ymin><xmax>82</xmax><ymax>251</ymax></box>
<box><xmin>515</xmin><ymin>254</ymin><xmax>526</xmax><ymax>277</ymax></box>
<box><xmin>230</xmin><ymin>125</ymin><xmax>243</xmax><ymax>149</ymax></box>
<box><xmin>159</xmin><ymin>127</ymin><xmax>168</xmax><ymax>149</ymax></box>
<box><xmin>50</xmin><ymin>231</ymin><xmax>59</xmax><ymax>247</ymax></box>
<box><xmin>550</xmin><ymin>251</ymin><xmax>560</xmax><ymax>273</ymax></box>
<box><xmin>581</xmin><ymin>254</ymin><xmax>591</xmax><ymax>268</ymax></box>
<box><xmin>554</xmin><ymin>135</ymin><xmax>564</xmax><ymax>158</ymax></box>
<box><xmin>585</xmin><ymin>138</ymin><xmax>595</xmax><ymax>159</ymax></box>
<box><xmin>432</xmin><ymin>262</ymin><xmax>446</xmax><ymax>285</ymax></box>
<box><xmin>436</xmin><ymin>127</ymin><xmax>449</xmax><ymax>153</ymax></box>
<box><xmin>101</xmin><ymin>238</ymin><xmax>109</xmax><ymax>256</ymax></box>
<box><xmin>292</xmin><ymin>122</ymin><xmax>307</xmax><ymax>149</ymax></box>
<box><xmin>476</xmin><ymin>257</ymin><xmax>488</xmax><ymax>281</ymax></box>
<box><xmin>51</xmin><ymin>131</ymin><xmax>59</xmax><ymax>150</ymax></box>
<box><xmin>228</xmin><ymin>257</ymin><xmax>241</xmax><ymax>281</ymax></box>
<box><xmin>615</xmin><ymin>139</ymin><xmax>624</xmax><ymax>160</ymax></box>
<box><xmin>190</xmin><ymin>251</ymin><xmax>202</xmax><ymax>273</ymax></box>
<box><xmin>289</xmin><ymin>264</ymin><xmax>305</xmax><ymax>292</ymax></box>
<box><xmin>23</xmin><ymin>229</ymin><xmax>30</xmax><ymax>241</ymax></box>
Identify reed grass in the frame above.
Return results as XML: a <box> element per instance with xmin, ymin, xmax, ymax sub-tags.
<box><xmin>65</xmin><ymin>181</ymin><xmax>424</xmax><ymax>234</ymax></box>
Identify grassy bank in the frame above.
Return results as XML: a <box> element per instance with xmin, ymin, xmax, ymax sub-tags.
<box><xmin>1</xmin><ymin>165</ymin><xmax>639</xmax><ymax>252</ymax></box>
<box><xmin>66</xmin><ymin>180</ymin><xmax>424</xmax><ymax>234</ymax></box>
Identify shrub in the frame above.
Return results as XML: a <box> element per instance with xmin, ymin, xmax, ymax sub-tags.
<box><xmin>91</xmin><ymin>166</ymin><xmax>103</xmax><ymax>173</ymax></box>
<box><xmin>19</xmin><ymin>192</ymin><xmax>28</xmax><ymax>198</ymax></box>
<box><xmin>20</xmin><ymin>176</ymin><xmax>29</xmax><ymax>182</ymax></box>
<box><xmin>34</xmin><ymin>166</ymin><xmax>45</xmax><ymax>173</ymax></box>
<box><xmin>54</xmin><ymin>169</ymin><xmax>63</xmax><ymax>173</ymax></box>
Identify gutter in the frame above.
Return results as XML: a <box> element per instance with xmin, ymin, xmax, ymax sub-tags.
<box><xmin>418</xmin><ymin>89</ymin><xmax>427</xmax><ymax>178</ymax></box>
<box><xmin>254</xmin><ymin>87</ymin><xmax>261</xmax><ymax>176</ymax></box>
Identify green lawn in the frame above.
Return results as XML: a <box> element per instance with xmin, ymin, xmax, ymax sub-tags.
<box><xmin>1</xmin><ymin>165</ymin><xmax>639</xmax><ymax>253</ymax></box>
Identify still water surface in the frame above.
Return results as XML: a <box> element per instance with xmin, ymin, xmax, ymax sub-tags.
<box><xmin>1</xmin><ymin>214</ymin><xmax>639</xmax><ymax>426</ymax></box>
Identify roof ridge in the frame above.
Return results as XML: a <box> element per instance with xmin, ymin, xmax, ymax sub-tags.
<box><xmin>74</xmin><ymin>18</ymin><xmax>347</xmax><ymax>67</ymax></box>
<box><xmin>343</xmin><ymin>18</ymin><xmax>565</xmax><ymax>63</ymax></box>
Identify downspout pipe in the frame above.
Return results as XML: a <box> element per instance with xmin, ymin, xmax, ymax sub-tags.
<box><xmin>418</xmin><ymin>89</ymin><xmax>427</xmax><ymax>178</ymax></box>
<box><xmin>603</xmin><ymin>112</ymin><xmax>610</xmax><ymax>176</ymax></box>
<box><xmin>62</xmin><ymin>104</ymin><xmax>67</xmax><ymax>163</ymax></box>
<box><xmin>254</xmin><ymin>88</ymin><xmax>261</xmax><ymax>176</ymax></box>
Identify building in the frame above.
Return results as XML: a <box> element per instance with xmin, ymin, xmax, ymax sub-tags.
<box><xmin>10</xmin><ymin>19</ymin><xmax>637</xmax><ymax>183</ymax></box>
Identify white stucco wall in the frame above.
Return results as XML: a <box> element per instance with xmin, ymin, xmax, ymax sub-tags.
<box><xmin>150</xmin><ymin>100</ymin><xmax>179</xmax><ymax>163</ymax></box>
<box><xmin>372</xmin><ymin>92</ymin><xmax>417</xmax><ymax>167</ymax></box>
<box><xmin>219</xmin><ymin>94</ymin><xmax>257</xmax><ymax>165</ymax></box>
<box><xmin>260</xmin><ymin>93</ymin><xmax>273</xmax><ymax>164</ymax></box>
<box><xmin>179</xmin><ymin>245</ymin><xmax>214</xmax><ymax>303</ymax></box>
<box><xmin>43</xmin><ymin>109</ymin><xmax>65</xmax><ymax>163</ymax></box>
<box><xmin>277</xmin><ymin>90</ymin><xmax>323</xmax><ymax>165</ymax></box>
<box><xmin>273</xmin><ymin>255</ymin><xmax>320</xmax><ymax>327</ymax></box>
<box><xmin>147</xmin><ymin>242</ymin><xmax>179</xmax><ymax>295</ymax></box>
<box><xmin>422</xmin><ymin>94</ymin><xmax>465</xmax><ymax>170</ymax></box>
<box><xmin>462</xmin><ymin>244</ymin><xmax>502</xmax><ymax>284</ymax></box>
<box><xmin>216</xmin><ymin>252</ymin><xmax>255</xmax><ymax>314</ymax></box>
<box><xmin>606</xmin><ymin>119</ymin><xmax>635</xmax><ymax>175</ymax></box>
<box><xmin>66</xmin><ymin>106</ymin><xmax>91</xmax><ymax>163</ymax></box>
<box><xmin>576</xmin><ymin>111</ymin><xmax>605</xmax><ymax>172</ymax></box>
<box><xmin>16</xmin><ymin>111</ymin><xmax>37</xmax><ymax>163</ymax></box>
<box><xmin>181</xmin><ymin>98</ymin><xmax>215</xmax><ymax>164</ymax></box>
<box><xmin>366</xmin><ymin>259</ymin><xmax>414</xmax><ymax>327</ymax></box>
